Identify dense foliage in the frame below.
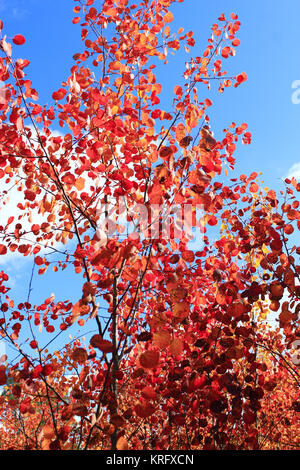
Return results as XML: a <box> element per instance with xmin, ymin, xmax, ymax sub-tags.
<box><xmin>0</xmin><ymin>0</ymin><xmax>299</xmax><ymax>450</ymax></box>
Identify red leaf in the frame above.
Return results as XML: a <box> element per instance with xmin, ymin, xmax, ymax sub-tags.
<box><xmin>0</xmin><ymin>245</ymin><xmax>7</xmax><ymax>255</ymax></box>
<box><xmin>24</xmin><ymin>190</ymin><xmax>36</xmax><ymax>201</ymax></box>
<box><xmin>221</xmin><ymin>46</ymin><xmax>231</xmax><ymax>58</ymax></box>
<box><xmin>141</xmin><ymin>386</ymin><xmax>157</xmax><ymax>400</ymax></box>
<box><xmin>235</xmin><ymin>72</ymin><xmax>247</xmax><ymax>86</ymax></box>
<box><xmin>139</xmin><ymin>350</ymin><xmax>160</xmax><ymax>369</ymax></box>
<box><xmin>52</xmin><ymin>88</ymin><xmax>67</xmax><ymax>100</ymax></box>
<box><xmin>42</xmin><ymin>364</ymin><xmax>53</xmax><ymax>377</ymax></box>
<box><xmin>0</xmin><ymin>366</ymin><xmax>7</xmax><ymax>385</ymax></box>
<box><xmin>208</xmin><ymin>215</ymin><xmax>217</xmax><ymax>226</ymax></box>
<box><xmin>13</xmin><ymin>34</ymin><xmax>25</xmax><ymax>45</ymax></box>
<box><xmin>90</xmin><ymin>334</ymin><xmax>114</xmax><ymax>353</ymax></box>
<box><xmin>135</xmin><ymin>403</ymin><xmax>156</xmax><ymax>418</ymax></box>
<box><xmin>98</xmin><ymin>339</ymin><xmax>114</xmax><ymax>353</ymax></box>
<box><xmin>249</xmin><ymin>182</ymin><xmax>258</xmax><ymax>193</ymax></box>
<box><xmin>34</xmin><ymin>256</ymin><xmax>44</xmax><ymax>266</ymax></box>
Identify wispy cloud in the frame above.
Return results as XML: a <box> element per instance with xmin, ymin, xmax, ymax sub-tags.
<box><xmin>286</xmin><ymin>162</ymin><xmax>300</xmax><ymax>181</ymax></box>
<box><xmin>0</xmin><ymin>1</ymin><xmax>28</xmax><ymax>20</ymax></box>
<box><xmin>11</xmin><ymin>7</ymin><xmax>28</xmax><ymax>20</ymax></box>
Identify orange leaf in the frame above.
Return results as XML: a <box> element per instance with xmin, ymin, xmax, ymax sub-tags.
<box><xmin>164</xmin><ymin>11</ymin><xmax>174</xmax><ymax>23</ymax></box>
<box><xmin>174</xmin><ymin>85</ymin><xmax>182</xmax><ymax>97</ymax></box>
<box><xmin>153</xmin><ymin>330</ymin><xmax>172</xmax><ymax>348</ymax></box>
<box><xmin>169</xmin><ymin>338</ymin><xmax>183</xmax><ymax>355</ymax></box>
<box><xmin>173</xmin><ymin>301</ymin><xmax>189</xmax><ymax>320</ymax></box>
<box><xmin>42</xmin><ymin>424</ymin><xmax>55</xmax><ymax>440</ymax></box>
<box><xmin>175</xmin><ymin>123</ymin><xmax>186</xmax><ymax>143</ymax></box>
<box><xmin>75</xmin><ymin>177</ymin><xmax>85</xmax><ymax>191</ymax></box>
<box><xmin>116</xmin><ymin>436</ymin><xmax>128</xmax><ymax>450</ymax></box>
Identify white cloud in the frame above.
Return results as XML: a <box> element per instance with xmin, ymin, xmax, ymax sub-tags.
<box><xmin>11</xmin><ymin>7</ymin><xmax>28</xmax><ymax>20</ymax></box>
<box><xmin>286</xmin><ymin>162</ymin><xmax>300</xmax><ymax>181</ymax></box>
<box><xmin>0</xmin><ymin>1</ymin><xmax>28</xmax><ymax>19</ymax></box>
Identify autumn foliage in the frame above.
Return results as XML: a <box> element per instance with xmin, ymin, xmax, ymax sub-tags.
<box><xmin>0</xmin><ymin>0</ymin><xmax>299</xmax><ymax>451</ymax></box>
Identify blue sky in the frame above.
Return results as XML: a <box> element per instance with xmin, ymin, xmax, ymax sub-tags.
<box><xmin>0</xmin><ymin>0</ymin><xmax>299</xmax><ymax>356</ymax></box>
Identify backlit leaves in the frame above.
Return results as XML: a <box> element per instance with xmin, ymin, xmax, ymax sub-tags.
<box><xmin>0</xmin><ymin>0</ymin><xmax>297</xmax><ymax>453</ymax></box>
<box><xmin>139</xmin><ymin>350</ymin><xmax>160</xmax><ymax>369</ymax></box>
